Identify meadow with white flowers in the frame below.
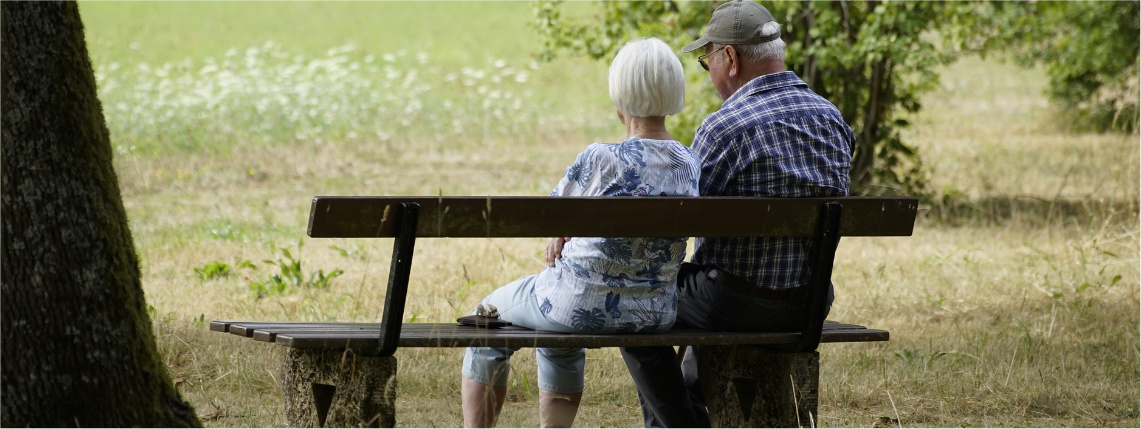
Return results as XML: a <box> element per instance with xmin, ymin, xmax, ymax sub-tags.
<box><xmin>97</xmin><ymin>42</ymin><xmax>545</xmax><ymax>155</ymax></box>
<box><xmin>79</xmin><ymin>2</ymin><xmax>1138</xmax><ymax>427</ymax></box>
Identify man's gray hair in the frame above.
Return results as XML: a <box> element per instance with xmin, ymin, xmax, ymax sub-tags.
<box><xmin>735</xmin><ymin>21</ymin><xmax>786</xmax><ymax>62</ymax></box>
<box><xmin>608</xmin><ymin>38</ymin><xmax>685</xmax><ymax>118</ymax></box>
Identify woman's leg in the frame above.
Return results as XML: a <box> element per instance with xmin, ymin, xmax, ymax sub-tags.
<box><xmin>462</xmin><ymin>344</ymin><xmax>515</xmax><ymax>428</ymax></box>
<box><xmin>462</xmin><ymin>274</ymin><xmax>593</xmax><ymax>427</ymax></box>
<box><xmin>538</xmin><ymin>390</ymin><xmax>582</xmax><ymax>428</ymax></box>
<box><xmin>535</xmin><ymin>347</ymin><xmax>586</xmax><ymax>428</ymax></box>
<box><xmin>461</xmin><ymin>277</ymin><xmax>537</xmax><ymax>427</ymax></box>
<box><xmin>462</xmin><ymin>377</ymin><xmax>508</xmax><ymax>428</ymax></box>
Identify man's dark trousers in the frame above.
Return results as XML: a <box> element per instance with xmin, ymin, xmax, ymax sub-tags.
<box><xmin>620</xmin><ymin>262</ymin><xmax>833</xmax><ymax>428</ymax></box>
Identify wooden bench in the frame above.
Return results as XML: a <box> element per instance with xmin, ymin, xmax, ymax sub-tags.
<box><xmin>211</xmin><ymin>196</ymin><xmax>918</xmax><ymax>427</ymax></box>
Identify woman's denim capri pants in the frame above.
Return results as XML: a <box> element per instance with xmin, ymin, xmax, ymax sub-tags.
<box><xmin>461</xmin><ymin>275</ymin><xmax>596</xmax><ymax>394</ymax></box>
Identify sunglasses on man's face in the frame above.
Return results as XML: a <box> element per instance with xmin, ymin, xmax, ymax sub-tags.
<box><xmin>697</xmin><ymin>45</ymin><xmax>727</xmax><ymax>71</ymax></box>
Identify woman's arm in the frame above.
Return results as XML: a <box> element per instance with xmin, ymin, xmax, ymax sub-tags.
<box><xmin>545</xmin><ymin>145</ymin><xmax>606</xmax><ymax>266</ymax></box>
<box><xmin>545</xmin><ymin>236</ymin><xmax>572</xmax><ymax>267</ymax></box>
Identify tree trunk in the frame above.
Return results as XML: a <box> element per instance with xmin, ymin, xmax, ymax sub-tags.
<box><xmin>852</xmin><ymin>57</ymin><xmax>889</xmax><ymax>188</ymax></box>
<box><xmin>1</xmin><ymin>2</ymin><xmax>200</xmax><ymax>427</ymax></box>
<box><xmin>799</xmin><ymin>1</ymin><xmax>817</xmax><ymax>88</ymax></box>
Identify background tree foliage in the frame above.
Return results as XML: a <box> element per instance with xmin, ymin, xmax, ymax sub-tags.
<box><xmin>533</xmin><ymin>0</ymin><xmax>1138</xmax><ymax>196</ymax></box>
<box><xmin>977</xmin><ymin>1</ymin><xmax>1140</xmax><ymax>133</ymax></box>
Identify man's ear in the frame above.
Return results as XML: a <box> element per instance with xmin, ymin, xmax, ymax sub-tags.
<box><xmin>724</xmin><ymin>45</ymin><xmax>740</xmax><ymax>78</ymax></box>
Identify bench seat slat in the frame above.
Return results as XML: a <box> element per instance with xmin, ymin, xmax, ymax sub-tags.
<box><xmin>220</xmin><ymin>322</ymin><xmax>383</xmax><ymax>337</ymax></box>
<box><xmin>211</xmin><ymin>320</ymin><xmax>888</xmax><ymax>355</ymax></box>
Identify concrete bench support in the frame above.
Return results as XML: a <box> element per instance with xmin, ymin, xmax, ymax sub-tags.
<box><xmin>274</xmin><ymin>346</ymin><xmax>818</xmax><ymax>428</ymax></box>
<box><xmin>698</xmin><ymin>346</ymin><xmax>819</xmax><ymax>428</ymax></box>
<box><xmin>279</xmin><ymin>348</ymin><xmax>397</xmax><ymax>428</ymax></box>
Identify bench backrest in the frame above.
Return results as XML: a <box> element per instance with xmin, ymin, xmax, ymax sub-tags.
<box><xmin>307</xmin><ymin>196</ymin><xmax>919</xmax><ymax>356</ymax></box>
<box><xmin>308</xmin><ymin>196</ymin><xmax>917</xmax><ymax>238</ymax></box>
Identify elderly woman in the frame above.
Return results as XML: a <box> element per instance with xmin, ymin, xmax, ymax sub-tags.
<box><xmin>460</xmin><ymin>37</ymin><xmax>699</xmax><ymax>428</ymax></box>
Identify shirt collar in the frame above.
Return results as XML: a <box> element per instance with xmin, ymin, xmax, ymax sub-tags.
<box><xmin>725</xmin><ymin>71</ymin><xmax>807</xmax><ymax>103</ymax></box>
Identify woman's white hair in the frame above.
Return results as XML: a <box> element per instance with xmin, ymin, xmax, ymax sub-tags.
<box><xmin>608</xmin><ymin>37</ymin><xmax>685</xmax><ymax>118</ymax></box>
<box><xmin>734</xmin><ymin>21</ymin><xmax>786</xmax><ymax>62</ymax></box>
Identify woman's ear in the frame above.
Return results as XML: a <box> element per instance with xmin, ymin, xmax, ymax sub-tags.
<box><xmin>616</xmin><ymin>109</ymin><xmax>627</xmax><ymax>125</ymax></box>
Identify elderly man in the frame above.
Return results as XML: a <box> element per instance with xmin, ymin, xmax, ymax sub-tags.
<box><xmin>618</xmin><ymin>1</ymin><xmax>855</xmax><ymax>427</ymax></box>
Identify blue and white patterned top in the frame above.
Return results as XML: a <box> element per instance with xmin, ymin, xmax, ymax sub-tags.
<box><xmin>532</xmin><ymin>137</ymin><xmax>700</xmax><ymax>333</ymax></box>
<box><xmin>691</xmin><ymin>71</ymin><xmax>854</xmax><ymax>290</ymax></box>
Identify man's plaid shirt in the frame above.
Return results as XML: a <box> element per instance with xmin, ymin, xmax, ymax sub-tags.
<box><xmin>691</xmin><ymin>71</ymin><xmax>854</xmax><ymax>290</ymax></box>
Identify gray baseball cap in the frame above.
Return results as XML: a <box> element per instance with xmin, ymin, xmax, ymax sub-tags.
<box><xmin>681</xmin><ymin>0</ymin><xmax>781</xmax><ymax>53</ymax></box>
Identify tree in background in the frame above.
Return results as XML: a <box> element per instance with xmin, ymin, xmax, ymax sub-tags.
<box><xmin>1</xmin><ymin>2</ymin><xmax>200</xmax><ymax>426</ymax></box>
<box><xmin>534</xmin><ymin>0</ymin><xmax>1139</xmax><ymax>196</ymax></box>
<box><xmin>979</xmin><ymin>1</ymin><xmax>1140</xmax><ymax>133</ymax></box>
<box><xmin>535</xmin><ymin>1</ymin><xmax>986</xmax><ymax>195</ymax></box>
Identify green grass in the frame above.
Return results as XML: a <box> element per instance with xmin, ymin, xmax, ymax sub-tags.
<box><xmin>79</xmin><ymin>2</ymin><xmax>1139</xmax><ymax>427</ymax></box>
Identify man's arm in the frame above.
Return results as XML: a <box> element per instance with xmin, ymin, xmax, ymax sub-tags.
<box><xmin>692</xmin><ymin>125</ymin><xmax>740</xmax><ymax>197</ymax></box>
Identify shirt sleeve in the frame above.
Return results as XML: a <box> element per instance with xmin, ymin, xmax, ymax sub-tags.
<box><xmin>692</xmin><ymin>124</ymin><xmax>740</xmax><ymax>197</ymax></box>
<box><xmin>551</xmin><ymin>144</ymin><xmax>599</xmax><ymax>197</ymax></box>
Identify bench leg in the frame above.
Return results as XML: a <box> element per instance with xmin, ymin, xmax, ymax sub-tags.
<box><xmin>279</xmin><ymin>348</ymin><xmax>398</xmax><ymax>428</ymax></box>
<box><xmin>697</xmin><ymin>346</ymin><xmax>819</xmax><ymax>428</ymax></box>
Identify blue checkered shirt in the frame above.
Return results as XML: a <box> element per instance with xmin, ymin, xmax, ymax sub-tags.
<box><xmin>691</xmin><ymin>71</ymin><xmax>854</xmax><ymax>290</ymax></box>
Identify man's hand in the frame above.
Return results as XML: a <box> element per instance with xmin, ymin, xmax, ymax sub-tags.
<box><xmin>545</xmin><ymin>237</ymin><xmax>572</xmax><ymax>267</ymax></box>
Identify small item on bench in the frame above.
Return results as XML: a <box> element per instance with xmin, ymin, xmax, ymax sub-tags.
<box><xmin>458</xmin><ymin>304</ymin><xmax>512</xmax><ymax>329</ymax></box>
<box><xmin>475</xmin><ymin>304</ymin><xmax>499</xmax><ymax>318</ymax></box>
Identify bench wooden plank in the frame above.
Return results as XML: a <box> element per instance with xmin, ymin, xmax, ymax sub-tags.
<box><xmin>227</xmin><ymin>322</ymin><xmax>382</xmax><ymax>338</ymax></box>
<box><xmin>212</xmin><ymin>321</ymin><xmax>380</xmax><ymax>333</ymax></box>
<box><xmin>280</xmin><ymin>326</ymin><xmax>888</xmax><ymax>352</ymax></box>
<box><xmin>216</xmin><ymin>320</ymin><xmax>876</xmax><ymax>334</ymax></box>
<box><xmin>249</xmin><ymin>326</ymin><xmax>827</xmax><ymax>343</ymax></box>
<box><xmin>210</xmin><ymin>320</ymin><xmax>888</xmax><ymax>355</ymax></box>
<box><xmin>308</xmin><ymin>196</ymin><xmax>918</xmax><ymax>239</ymax></box>
<box><xmin>251</xmin><ymin>325</ymin><xmax>383</xmax><ymax>342</ymax></box>
<box><xmin>215</xmin><ymin>320</ymin><xmax>873</xmax><ymax>336</ymax></box>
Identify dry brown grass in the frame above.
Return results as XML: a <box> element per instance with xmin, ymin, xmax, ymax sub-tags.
<box><xmin>122</xmin><ymin>55</ymin><xmax>1139</xmax><ymax>427</ymax></box>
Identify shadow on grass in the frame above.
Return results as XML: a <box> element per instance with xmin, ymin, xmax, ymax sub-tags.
<box><xmin>920</xmin><ymin>195</ymin><xmax>1139</xmax><ymax>228</ymax></box>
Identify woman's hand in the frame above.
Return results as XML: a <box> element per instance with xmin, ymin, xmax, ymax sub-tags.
<box><xmin>545</xmin><ymin>237</ymin><xmax>571</xmax><ymax>267</ymax></box>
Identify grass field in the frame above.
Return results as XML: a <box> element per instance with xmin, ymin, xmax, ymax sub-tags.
<box><xmin>78</xmin><ymin>2</ymin><xmax>1139</xmax><ymax>427</ymax></box>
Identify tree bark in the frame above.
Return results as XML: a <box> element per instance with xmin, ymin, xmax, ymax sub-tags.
<box><xmin>852</xmin><ymin>57</ymin><xmax>889</xmax><ymax>188</ymax></box>
<box><xmin>799</xmin><ymin>1</ymin><xmax>817</xmax><ymax>89</ymax></box>
<box><xmin>1</xmin><ymin>2</ymin><xmax>200</xmax><ymax>427</ymax></box>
